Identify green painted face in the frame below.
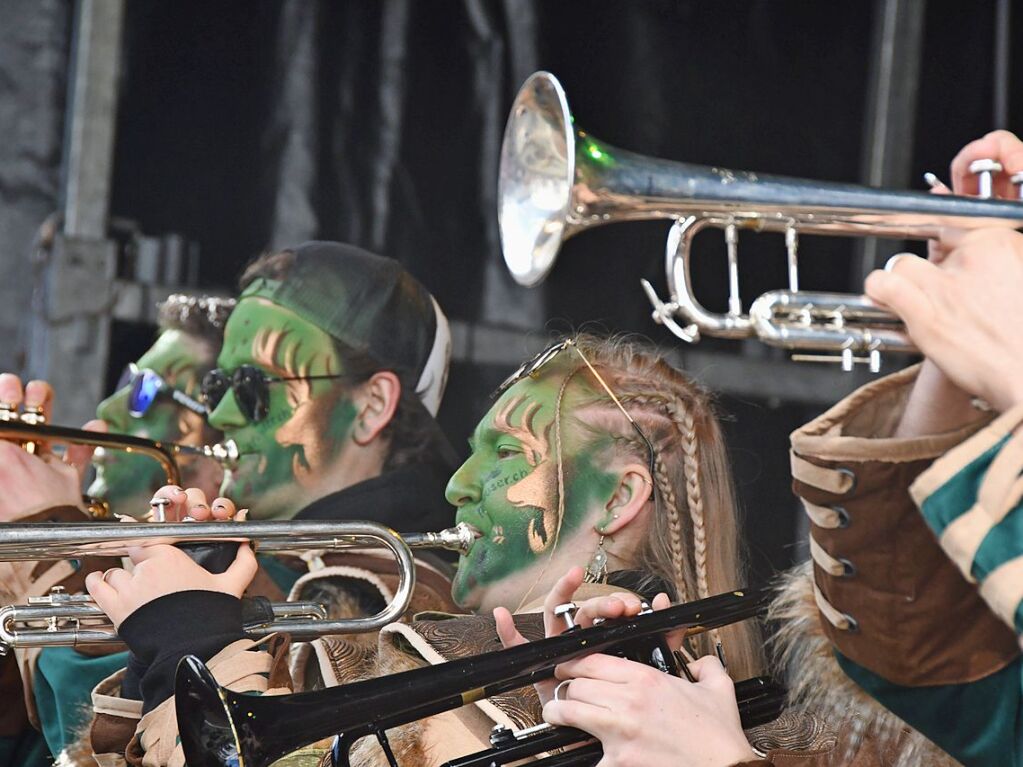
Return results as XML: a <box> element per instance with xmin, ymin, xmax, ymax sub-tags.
<box><xmin>208</xmin><ymin>296</ymin><xmax>358</xmax><ymax>519</ymax></box>
<box><xmin>447</xmin><ymin>373</ymin><xmax>620</xmax><ymax>609</ymax></box>
<box><xmin>89</xmin><ymin>329</ymin><xmax>213</xmax><ymax>516</ymax></box>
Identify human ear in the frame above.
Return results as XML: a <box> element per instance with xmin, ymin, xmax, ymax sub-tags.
<box><xmin>352</xmin><ymin>371</ymin><xmax>401</xmax><ymax>445</ymax></box>
<box><xmin>599</xmin><ymin>463</ymin><xmax>653</xmax><ymax>535</ymax></box>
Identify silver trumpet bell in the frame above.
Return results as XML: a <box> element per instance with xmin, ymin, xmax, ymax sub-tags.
<box><xmin>498</xmin><ymin>71</ymin><xmax>1023</xmax><ymax>371</ymax></box>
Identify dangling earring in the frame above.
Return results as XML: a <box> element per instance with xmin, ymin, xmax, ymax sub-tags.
<box><xmin>584</xmin><ymin>533</ymin><xmax>609</xmax><ymax>583</ymax></box>
<box><xmin>584</xmin><ymin>517</ymin><xmax>616</xmax><ymax>584</ymax></box>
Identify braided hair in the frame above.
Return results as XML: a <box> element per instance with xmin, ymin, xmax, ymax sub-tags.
<box><xmin>549</xmin><ymin>333</ymin><xmax>763</xmax><ymax>680</ymax></box>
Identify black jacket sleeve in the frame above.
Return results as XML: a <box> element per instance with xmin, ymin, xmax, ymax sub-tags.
<box><xmin>117</xmin><ymin>590</ymin><xmax>247</xmax><ymax>713</ymax></box>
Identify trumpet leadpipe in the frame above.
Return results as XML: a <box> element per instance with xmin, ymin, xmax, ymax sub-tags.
<box><xmin>0</xmin><ymin>520</ymin><xmax>480</xmax><ymax>562</ymax></box>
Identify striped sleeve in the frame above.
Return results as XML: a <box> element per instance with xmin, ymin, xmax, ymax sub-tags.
<box><xmin>911</xmin><ymin>403</ymin><xmax>1023</xmax><ymax>636</ymax></box>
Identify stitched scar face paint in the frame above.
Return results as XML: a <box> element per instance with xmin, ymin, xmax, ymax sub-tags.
<box><xmin>208</xmin><ymin>296</ymin><xmax>357</xmax><ymax>519</ymax></box>
<box><xmin>89</xmin><ymin>329</ymin><xmax>213</xmax><ymax>517</ymax></box>
<box><xmin>448</xmin><ymin>374</ymin><xmax>620</xmax><ymax>609</ymax></box>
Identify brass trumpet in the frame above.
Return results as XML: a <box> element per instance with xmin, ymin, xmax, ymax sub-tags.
<box><xmin>498</xmin><ymin>71</ymin><xmax>1023</xmax><ymax>371</ymax></box>
<box><xmin>0</xmin><ymin>520</ymin><xmax>479</xmax><ymax>646</ymax></box>
<box><xmin>0</xmin><ymin>416</ymin><xmax>240</xmax><ymax>488</ymax></box>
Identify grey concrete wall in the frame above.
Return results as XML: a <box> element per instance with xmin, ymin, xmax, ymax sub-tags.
<box><xmin>0</xmin><ymin>0</ymin><xmax>70</xmax><ymax>374</ymax></box>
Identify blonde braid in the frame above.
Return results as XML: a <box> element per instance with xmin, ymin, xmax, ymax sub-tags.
<box><xmin>651</xmin><ymin>450</ymin><xmax>691</xmax><ymax>605</ymax></box>
<box><xmin>675</xmin><ymin>402</ymin><xmax>709</xmax><ymax>601</ymax></box>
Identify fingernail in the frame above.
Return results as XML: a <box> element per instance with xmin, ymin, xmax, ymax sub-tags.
<box><xmin>212</xmin><ymin>503</ymin><xmax>226</xmax><ymax>511</ymax></box>
<box><xmin>923</xmin><ymin>172</ymin><xmax>949</xmax><ymax>190</ymax></box>
<box><xmin>182</xmin><ymin>515</ymin><xmax>196</xmax><ymax>522</ymax></box>
<box><xmin>192</xmin><ymin>503</ymin><xmax>209</xmax><ymax>511</ymax></box>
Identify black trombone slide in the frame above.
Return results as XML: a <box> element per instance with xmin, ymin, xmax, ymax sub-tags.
<box><xmin>175</xmin><ymin>585</ymin><xmax>776</xmax><ymax>767</ymax></box>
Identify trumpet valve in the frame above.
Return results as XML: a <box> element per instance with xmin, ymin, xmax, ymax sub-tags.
<box><xmin>206</xmin><ymin>440</ymin><xmax>240</xmax><ymax>470</ymax></box>
<box><xmin>969</xmin><ymin>158</ymin><xmax>1003</xmax><ymax>199</ymax></box>
<box><xmin>553</xmin><ymin>602</ymin><xmax>579</xmax><ymax>631</ymax></box>
<box><xmin>1011</xmin><ymin>171</ymin><xmax>1023</xmax><ymax>201</ymax></box>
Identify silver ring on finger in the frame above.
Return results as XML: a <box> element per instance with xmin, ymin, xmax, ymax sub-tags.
<box><xmin>553</xmin><ymin>679</ymin><xmax>571</xmax><ymax>702</ymax></box>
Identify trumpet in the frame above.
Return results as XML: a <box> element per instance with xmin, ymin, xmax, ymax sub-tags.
<box><xmin>174</xmin><ymin>586</ymin><xmax>772</xmax><ymax>767</ymax></box>
<box><xmin>0</xmin><ymin>414</ymin><xmax>240</xmax><ymax>489</ymax></box>
<box><xmin>498</xmin><ymin>71</ymin><xmax>1023</xmax><ymax>371</ymax></box>
<box><xmin>0</xmin><ymin>520</ymin><xmax>479</xmax><ymax>645</ymax></box>
<box><xmin>0</xmin><ymin>588</ymin><xmax>328</xmax><ymax>653</ymax></box>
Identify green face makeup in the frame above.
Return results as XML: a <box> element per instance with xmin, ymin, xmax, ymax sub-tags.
<box><xmin>89</xmin><ymin>329</ymin><xmax>212</xmax><ymax>515</ymax></box>
<box><xmin>448</xmin><ymin>374</ymin><xmax>620</xmax><ymax>608</ymax></box>
<box><xmin>208</xmin><ymin>295</ymin><xmax>357</xmax><ymax>519</ymax></box>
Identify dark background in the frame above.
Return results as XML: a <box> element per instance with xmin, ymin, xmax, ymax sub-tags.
<box><xmin>2</xmin><ymin>0</ymin><xmax>1018</xmax><ymax>581</ymax></box>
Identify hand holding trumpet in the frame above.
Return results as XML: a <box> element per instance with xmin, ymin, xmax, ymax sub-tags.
<box><xmin>84</xmin><ymin>485</ymin><xmax>253</xmax><ymax>628</ymax></box>
<box><xmin>0</xmin><ymin>373</ymin><xmax>104</xmax><ymax>520</ymax></box>
<box><xmin>868</xmin><ymin>229</ymin><xmax>1023</xmax><ymax>414</ymax></box>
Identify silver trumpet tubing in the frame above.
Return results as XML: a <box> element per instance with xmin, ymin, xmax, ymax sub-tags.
<box><xmin>0</xmin><ymin>520</ymin><xmax>479</xmax><ymax>646</ymax></box>
<box><xmin>498</xmin><ymin>71</ymin><xmax>1023</xmax><ymax>371</ymax></box>
<box><xmin>0</xmin><ymin>588</ymin><xmax>328</xmax><ymax>653</ymax></box>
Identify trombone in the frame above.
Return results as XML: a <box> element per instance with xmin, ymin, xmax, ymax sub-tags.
<box><xmin>0</xmin><ymin>520</ymin><xmax>479</xmax><ymax>649</ymax></box>
<box><xmin>174</xmin><ymin>586</ymin><xmax>774</xmax><ymax>767</ymax></box>
<box><xmin>498</xmin><ymin>71</ymin><xmax>1023</xmax><ymax>371</ymax></box>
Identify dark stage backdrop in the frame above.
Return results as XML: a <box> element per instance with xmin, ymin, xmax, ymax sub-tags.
<box><xmin>2</xmin><ymin>0</ymin><xmax>1018</xmax><ymax>581</ymax></box>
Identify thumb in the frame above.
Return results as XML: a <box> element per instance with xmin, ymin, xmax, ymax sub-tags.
<box><xmin>67</xmin><ymin>419</ymin><xmax>107</xmax><ymax>479</ymax></box>
<box><xmin>495</xmin><ymin>607</ymin><xmax>529</xmax><ymax>649</ymax></box>
<box><xmin>651</xmin><ymin>592</ymin><xmax>687</xmax><ymax>651</ymax></box>
<box><xmin>218</xmin><ymin>544</ymin><xmax>258</xmax><ymax>597</ymax></box>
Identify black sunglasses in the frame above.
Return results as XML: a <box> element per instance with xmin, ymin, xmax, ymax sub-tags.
<box><xmin>495</xmin><ymin>339</ymin><xmax>656</xmax><ymax>476</ymax></box>
<box><xmin>116</xmin><ymin>363</ymin><xmax>206</xmax><ymax>419</ymax></box>
<box><xmin>200</xmin><ymin>364</ymin><xmax>345</xmax><ymax>424</ymax></box>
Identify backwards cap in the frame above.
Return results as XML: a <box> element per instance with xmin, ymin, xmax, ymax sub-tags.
<box><xmin>240</xmin><ymin>241</ymin><xmax>451</xmax><ymax>416</ymax></box>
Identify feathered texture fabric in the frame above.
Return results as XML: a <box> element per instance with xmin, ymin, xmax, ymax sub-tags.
<box><xmin>346</xmin><ymin>640</ymin><xmax>427</xmax><ymax>767</ymax></box>
<box><xmin>768</xmin><ymin>563</ymin><xmax>961</xmax><ymax>767</ymax></box>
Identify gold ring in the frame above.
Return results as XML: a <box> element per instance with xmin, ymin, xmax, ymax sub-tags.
<box><xmin>101</xmin><ymin>568</ymin><xmax>121</xmax><ymax>584</ymax></box>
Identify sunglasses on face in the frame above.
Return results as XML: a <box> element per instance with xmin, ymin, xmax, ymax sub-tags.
<box><xmin>200</xmin><ymin>364</ymin><xmax>345</xmax><ymax>424</ymax></box>
<box><xmin>495</xmin><ymin>338</ymin><xmax>657</xmax><ymax>476</ymax></box>
<box><xmin>116</xmin><ymin>363</ymin><xmax>206</xmax><ymax>419</ymax></box>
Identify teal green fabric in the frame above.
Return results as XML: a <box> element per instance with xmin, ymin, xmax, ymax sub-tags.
<box><xmin>918</xmin><ymin>434</ymin><xmax>1023</xmax><ymax>634</ymax></box>
<box><xmin>33</xmin><ymin>648</ymin><xmax>128</xmax><ymax>758</ymax></box>
<box><xmin>838</xmin><ymin>651</ymin><xmax>1023</xmax><ymax>767</ymax></box>
<box><xmin>918</xmin><ymin>437</ymin><xmax>1007</xmax><ymax>538</ymax></box>
<box><xmin>258</xmin><ymin>553</ymin><xmax>301</xmax><ymax>594</ymax></box>
<box><xmin>0</xmin><ymin>729</ymin><xmax>51</xmax><ymax>767</ymax></box>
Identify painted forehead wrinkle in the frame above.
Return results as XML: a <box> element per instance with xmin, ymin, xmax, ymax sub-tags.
<box><xmin>250</xmin><ymin>324</ymin><xmax>338</xmax><ymax>379</ymax></box>
<box><xmin>494</xmin><ymin>394</ymin><xmax>549</xmax><ymax>466</ymax></box>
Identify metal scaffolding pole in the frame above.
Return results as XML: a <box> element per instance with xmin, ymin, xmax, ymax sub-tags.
<box><xmin>850</xmin><ymin>0</ymin><xmax>926</xmax><ymax>290</ymax></box>
<box><xmin>27</xmin><ymin>0</ymin><xmax>125</xmax><ymax>425</ymax></box>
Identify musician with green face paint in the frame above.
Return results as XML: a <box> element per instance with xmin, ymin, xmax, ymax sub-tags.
<box><xmin>0</xmin><ymin>294</ymin><xmax>232</xmax><ymax>767</ymax></box>
<box><xmin>78</xmin><ymin>242</ymin><xmax>459</xmax><ymax>767</ymax></box>
<box><xmin>89</xmin><ymin>295</ymin><xmax>234</xmax><ymax>517</ymax></box>
<box><xmin>80</xmin><ymin>334</ymin><xmax>768</xmax><ymax>767</ymax></box>
<box><xmin>193</xmin><ymin>242</ymin><xmax>455</xmax><ymax>525</ymax></box>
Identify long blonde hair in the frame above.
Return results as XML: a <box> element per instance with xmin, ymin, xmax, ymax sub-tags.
<box><xmin>543</xmin><ymin>333</ymin><xmax>763</xmax><ymax>680</ymax></box>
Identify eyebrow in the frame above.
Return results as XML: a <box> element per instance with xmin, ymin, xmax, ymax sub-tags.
<box><xmin>469</xmin><ymin>424</ymin><xmax>506</xmax><ymax>452</ymax></box>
